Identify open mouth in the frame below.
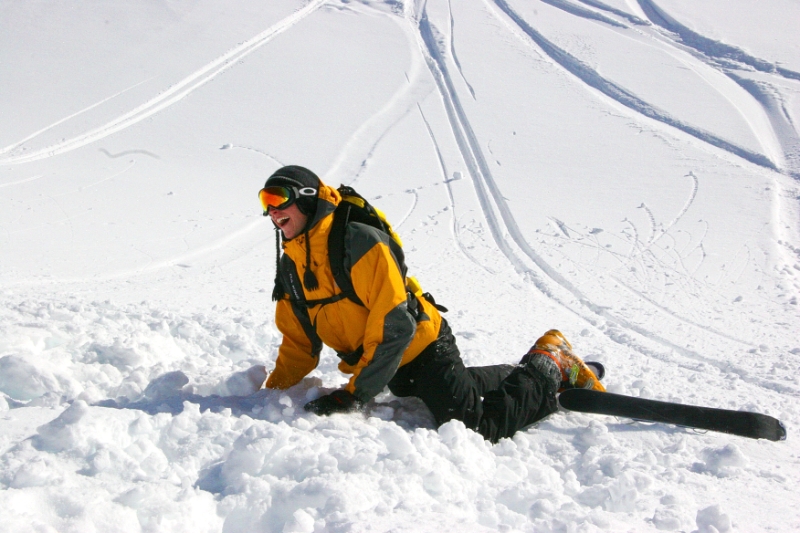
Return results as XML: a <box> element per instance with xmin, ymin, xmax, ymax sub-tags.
<box><xmin>276</xmin><ymin>216</ymin><xmax>290</xmax><ymax>226</ymax></box>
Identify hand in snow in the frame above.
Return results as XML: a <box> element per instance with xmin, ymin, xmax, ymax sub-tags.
<box><xmin>304</xmin><ymin>390</ymin><xmax>362</xmax><ymax>415</ymax></box>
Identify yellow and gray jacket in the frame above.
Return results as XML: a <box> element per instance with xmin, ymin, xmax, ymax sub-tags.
<box><xmin>265</xmin><ymin>182</ymin><xmax>442</xmax><ymax>402</ymax></box>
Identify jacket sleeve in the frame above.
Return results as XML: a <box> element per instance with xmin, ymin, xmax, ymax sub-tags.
<box><xmin>343</xmin><ymin>225</ymin><xmax>416</xmax><ymax>402</ymax></box>
<box><xmin>265</xmin><ymin>293</ymin><xmax>322</xmax><ymax>390</ymax></box>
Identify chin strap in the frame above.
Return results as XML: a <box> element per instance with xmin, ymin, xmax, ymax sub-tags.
<box><xmin>272</xmin><ymin>227</ymin><xmax>285</xmax><ymax>301</ymax></box>
<box><xmin>302</xmin><ymin>227</ymin><xmax>319</xmax><ymax>291</ymax></box>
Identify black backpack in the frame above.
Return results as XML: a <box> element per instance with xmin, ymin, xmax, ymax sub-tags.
<box><xmin>278</xmin><ymin>185</ymin><xmax>445</xmax><ymax>313</ymax></box>
<box><xmin>327</xmin><ymin>185</ymin><xmax>410</xmax><ymax>306</ymax></box>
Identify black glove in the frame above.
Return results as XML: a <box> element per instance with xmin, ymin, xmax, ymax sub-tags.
<box><xmin>304</xmin><ymin>389</ymin><xmax>362</xmax><ymax>416</ymax></box>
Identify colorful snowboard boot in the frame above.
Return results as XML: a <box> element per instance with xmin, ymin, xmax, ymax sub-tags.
<box><xmin>522</xmin><ymin>330</ymin><xmax>606</xmax><ymax>392</ymax></box>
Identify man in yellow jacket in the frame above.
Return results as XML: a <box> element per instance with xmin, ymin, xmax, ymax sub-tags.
<box><xmin>260</xmin><ymin>165</ymin><xmax>604</xmax><ymax>443</ymax></box>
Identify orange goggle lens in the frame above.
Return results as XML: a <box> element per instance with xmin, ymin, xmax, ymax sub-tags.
<box><xmin>259</xmin><ymin>186</ymin><xmax>294</xmax><ymax>214</ymax></box>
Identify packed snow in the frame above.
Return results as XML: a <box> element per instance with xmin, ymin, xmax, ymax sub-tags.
<box><xmin>1</xmin><ymin>0</ymin><xmax>799</xmax><ymax>531</ymax></box>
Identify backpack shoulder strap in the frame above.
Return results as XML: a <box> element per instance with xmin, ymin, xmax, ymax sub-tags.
<box><xmin>328</xmin><ymin>202</ymin><xmax>365</xmax><ymax>307</ymax></box>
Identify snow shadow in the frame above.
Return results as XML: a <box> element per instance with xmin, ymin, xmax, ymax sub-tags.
<box><xmin>94</xmin><ymin>368</ymin><xmax>438</xmax><ymax>432</ymax></box>
<box><xmin>95</xmin><ymin>367</ymin><xmax>271</xmax><ymax>416</ymax></box>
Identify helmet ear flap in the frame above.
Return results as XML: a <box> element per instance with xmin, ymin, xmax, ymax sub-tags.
<box><xmin>296</xmin><ymin>197</ymin><xmax>317</xmax><ymax>216</ymax></box>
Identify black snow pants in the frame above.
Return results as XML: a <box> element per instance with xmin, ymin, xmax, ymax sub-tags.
<box><xmin>387</xmin><ymin>319</ymin><xmax>558</xmax><ymax>443</ymax></box>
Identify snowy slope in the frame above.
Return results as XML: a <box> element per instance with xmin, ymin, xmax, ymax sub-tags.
<box><xmin>1</xmin><ymin>1</ymin><xmax>799</xmax><ymax>531</ymax></box>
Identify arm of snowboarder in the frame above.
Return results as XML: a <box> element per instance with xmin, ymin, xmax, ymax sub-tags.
<box><xmin>265</xmin><ymin>297</ymin><xmax>321</xmax><ymax>390</ymax></box>
<box><xmin>342</xmin><ymin>226</ymin><xmax>416</xmax><ymax>403</ymax></box>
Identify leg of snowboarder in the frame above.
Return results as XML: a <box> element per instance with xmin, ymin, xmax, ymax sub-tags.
<box><xmin>388</xmin><ymin>321</ymin><xmax>604</xmax><ymax>442</ymax></box>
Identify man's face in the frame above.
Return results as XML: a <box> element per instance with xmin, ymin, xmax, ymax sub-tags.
<box><xmin>269</xmin><ymin>203</ymin><xmax>308</xmax><ymax>240</ymax></box>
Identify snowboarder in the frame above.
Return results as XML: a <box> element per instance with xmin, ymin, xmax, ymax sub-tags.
<box><xmin>260</xmin><ymin>165</ymin><xmax>604</xmax><ymax>443</ymax></box>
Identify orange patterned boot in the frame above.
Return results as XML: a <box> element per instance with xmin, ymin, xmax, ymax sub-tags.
<box><xmin>523</xmin><ymin>330</ymin><xmax>606</xmax><ymax>392</ymax></box>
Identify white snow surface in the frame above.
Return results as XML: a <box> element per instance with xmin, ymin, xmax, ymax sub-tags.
<box><xmin>1</xmin><ymin>0</ymin><xmax>799</xmax><ymax>531</ymax></box>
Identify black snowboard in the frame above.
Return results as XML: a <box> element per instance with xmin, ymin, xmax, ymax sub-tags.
<box><xmin>558</xmin><ymin>388</ymin><xmax>786</xmax><ymax>441</ymax></box>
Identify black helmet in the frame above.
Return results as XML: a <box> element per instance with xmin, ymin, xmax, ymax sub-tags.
<box><xmin>264</xmin><ymin>165</ymin><xmax>320</xmax><ymax>216</ymax></box>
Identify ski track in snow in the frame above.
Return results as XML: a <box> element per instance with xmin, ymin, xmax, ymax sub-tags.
<box><xmin>610</xmin><ymin>275</ymin><xmax>753</xmax><ymax>347</ymax></box>
<box><xmin>637</xmin><ymin>0</ymin><xmax>800</xmax><ymax>81</ymax></box>
<box><xmin>414</xmin><ymin>5</ymin><xmax>551</xmax><ymax>294</ymax></box>
<box><xmin>628</xmin><ymin>172</ymin><xmax>698</xmax><ymax>260</ymax></box>
<box><xmin>337</xmin><ymin>110</ymin><xmax>412</xmax><ymax>188</ymax></box>
<box><xmin>0</xmin><ymin>78</ymin><xmax>154</xmax><ymax>157</ymax></box>
<box><xmin>417</xmin><ymin>103</ymin><xmax>492</xmax><ymax>272</ymax></box>
<box><xmin>635</xmin><ymin>0</ymin><xmax>800</xmax><ymax>178</ymax></box>
<box><xmin>638</xmin><ymin>202</ymin><xmax>657</xmax><ymax>245</ymax></box>
<box><xmin>447</xmin><ymin>0</ymin><xmax>476</xmax><ymax>100</ymax></box>
<box><xmin>574</xmin><ymin>0</ymin><xmax>650</xmax><ymax>26</ymax></box>
<box><xmin>2</xmin><ymin>218</ymin><xmax>265</xmax><ymax>290</ymax></box>
<box><xmin>0</xmin><ymin>0</ymin><xmax>327</xmax><ymax>165</ymax></box>
<box><xmin>0</xmin><ymin>174</ymin><xmax>44</xmax><ymax>188</ymax></box>
<box><xmin>98</xmin><ymin>148</ymin><xmax>160</xmax><ymax>160</ymax></box>
<box><xmin>540</xmin><ymin>0</ymin><xmax>628</xmax><ymax>29</ymax></box>
<box><xmin>219</xmin><ymin>143</ymin><xmax>284</xmax><ymax>167</ymax></box>
<box><xmin>415</xmin><ymin>1</ymin><xmax>798</xmax><ymax>399</ymax></box>
<box><xmin>726</xmin><ymin>73</ymin><xmax>800</xmax><ymax>179</ymax></box>
<box><xmin>491</xmin><ymin>0</ymin><xmax>782</xmax><ymax>175</ymax></box>
<box><xmin>395</xmin><ymin>189</ymin><xmax>419</xmax><ymax>229</ymax></box>
<box><xmin>324</xmin><ymin>3</ymin><xmax>434</xmax><ymax>185</ymax></box>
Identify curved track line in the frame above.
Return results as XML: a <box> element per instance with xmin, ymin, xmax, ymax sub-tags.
<box><xmin>637</xmin><ymin>0</ymin><xmax>800</xmax><ymax>81</ymax></box>
<box><xmin>574</xmin><ymin>0</ymin><xmax>650</xmax><ymax>26</ymax></box>
<box><xmin>634</xmin><ymin>0</ymin><xmax>800</xmax><ymax>177</ymax></box>
<box><xmin>220</xmin><ymin>144</ymin><xmax>284</xmax><ymax>167</ymax></box>
<box><xmin>77</xmin><ymin>161</ymin><xmax>137</xmax><ymax>192</ymax></box>
<box><xmin>613</xmin><ymin>25</ymin><xmax>786</xmax><ymax>170</ymax></box>
<box><xmin>417</xmin><ymin>104</ymin><xmax>492</xmax><ymax>272</ymax></box>
<box><xmin>629</xmin><ymin>172</ymin><xmax>698</xmax><ymax>263</ymax></box>
<box><xmin>621</xmin><ymin>218</ymin><xmax>642</xmax><ymax>259</ymax></box>
<box><xmin>0</xmin><ymin>218</ymin><xmax>265</xmax><ymax>289</ymax></box>
<box><xmin>0</xmin><ymin>175</ymin><xmax>44</xmax><ymax>189</ymax></box>
<box><xmin>99</xmin><ymin>148</ymin><xmax>160</xmax><ymax>159</ymax></box>
<box><xmin>339</xmin><ymin>110</ymin><xmax>415</xmax><ymax>189</ymax></box>
<box><xmin>324</xmin><ymin>3</ymin><xmax>432</xmax><ymax>185</ymax></box>
<box><xmin>610</xmin><ymin>274</ymin><xmax>751</xmax><ymax>346</ymax></box>
<box><xmin>638</xmin><ymin>203</ymin><xmax>657</xmax><ymax>245</ymax></box>
<box><xmin>490</xmin><ymin>0</ymin><xmax>778</xmax><ymax>173</ymax></box>
<box><xmin>395</xmin><ymin>189</ymin><xmax>419</xmax><ymax>229</ymax></box>
<box><xmin>447</xmin><ymin>0</ymin><xmax>476</xmax><ymax>100</ymax></box>
<box><xmin>663</xmin><ymin>172</ymin><xmax>699</xmax><ymax>235</ymax></box>
<box><xmin>414</xmin><ymin>9</ymin><xmax>548</xmax><ymax>293</ymax></box>
<box><xmin>0</xmin><ymin>78</ymin><xmax>153</xmax><ymax>156</ymax></box>
<box><xmin>0</xmin><ymin>0</ymin><xmax>326</xmax><ymax>165</ymax></box>
<box><xmin>540</xmin><ymin>0</ymin><xmax>628</xmax><ymax>29</ymax></box>
<box><xmin>726</xmin><ymin>74</ymin><xmax>800</xmax><ymax>179</ymax></box>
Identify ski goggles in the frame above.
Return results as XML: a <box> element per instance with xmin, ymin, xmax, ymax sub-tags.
<box><xmin>258</xmin><ymin>185</ymin><xmax>317</xmax><ymax>215</ymax></box>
